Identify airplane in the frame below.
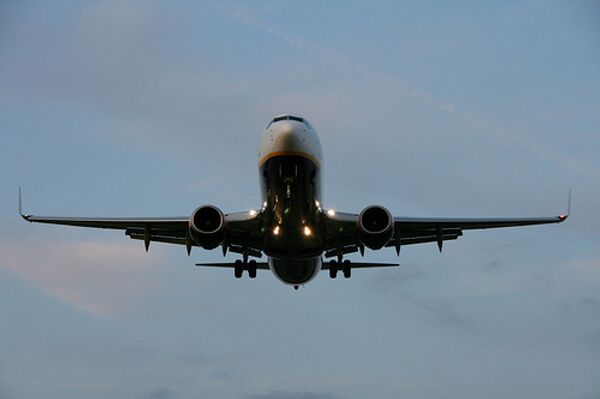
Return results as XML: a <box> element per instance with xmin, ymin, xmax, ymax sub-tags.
<box><xmin>20</xmin><ymin>114</ymin><xmax>570</xmax><ymax>289</ymax></box>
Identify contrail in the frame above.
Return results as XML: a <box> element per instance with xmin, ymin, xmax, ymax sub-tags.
<box><xmin>207</xmin><ymin>0</ymin><xmax>600</xmax><ymax>180</ymax></box>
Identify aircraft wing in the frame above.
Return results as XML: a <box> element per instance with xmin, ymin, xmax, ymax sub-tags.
<box><xmin>20</xmin><ymin>215</ymin><xmax>188</xmax><ymax>230</ymax></box>
<box><xmin>392</xmin><ymin>215</ymin><xmax>568</xmax><ymax>230</ymax></box>
<box><xmin>389</xmin><ymin>190</ymin><xmax>570</xmax><ymax>250</ymax></box>
<box><xmin>19</xmin><ymin>190</ymin><xmax>263</xmax><ymax>253</ymax></box>
<box><xmin>20</xmin><ymin>212</ymin><xmax>266</xmax><ymax>253</ymax></box>
<box><xmin>21</xmin><ymin>212</ymin><xmax>191</xmax><ymax>246</ymax></box>
<box><xmin>389</xmin><ymin>214</ymin><xmax>567</xmax><ymax>251</ymax></box>
<box><xmin>323</xmin><ymin>206</ymin><xmax>568</xmax><ymax>254</ymax></box>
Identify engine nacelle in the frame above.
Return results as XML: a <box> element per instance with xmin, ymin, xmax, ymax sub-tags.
<box><xmin>189</xmin><ymin>205</ymin><xmax>225</xmax><ymax>249</ymax></box>
<box><xmin>358</xmin><ymin>205</ymin><xmax>394</xmax><ymax>250</ymax></box>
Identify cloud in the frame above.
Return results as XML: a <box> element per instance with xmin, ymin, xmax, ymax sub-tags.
<box><xmin>78</xmin><ymin>0</ymin><xmax>160</xmax><ymax>52</ymax></box>
<box><xmin>142</xmin><ymin>387</ymin><xmax>181</xmax><ymax>399</ymax></box>
<box><xmin>410</xmin><ymin>297</ymin><xmax>476</xmax><ymax>332</ymax></box>
<box><xmin>540</xmin><ymin>258</ymin><xmax>600</xmax><ymax>305</ymax></box>
<box><xmin>178</xmin><ymin>354</ymin><xmax>210</xmax><ymax>367</ymax></box>
<box><xmin>0</xmin><ymin>236</ymin><xmax>166</xmax><ymax>316</ymax></box>
<box><xmin>557</xmin><ymin>259</ymin><xmax>600</xmax><ymax>319</ymax></box>
<box><xmin>208</xmin><ymin>369</ymin><xmax>244</xmax><ymax>382</ymax></box>
<box><xmin>368</xmin><ymin>263</ymin><xmax>426</xmax><ymax>290</ymax></box>
<box><xmin>580</xmin><ymin>295</ymin><xmax>600</xmax><ymax>310</ymax></box>
<box><xmin>246</xmin><ymin>391</ymin><xmax>338</xmax><ymax>399</ymax></box>
<box><xmin>368</xmin><ymin>264</ymin><xmax>475</xmax><ymax>331</ymax></box>
<box><xmin>484</xmin><ymin>260</ymin><xmax>501</xmax><ymax>272</ymax></box>
<box><xmin>207</xmin><ymin>0</ymin><xmax>600</xmax><ymax>180</ymax></box>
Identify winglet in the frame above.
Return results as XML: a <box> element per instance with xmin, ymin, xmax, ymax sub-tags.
<box><xmin>18</xmin><ymin>186</ymin><xmax>31</xmax><ymax>221</ymax></box>
<box><xmin>558</xmin><ymin>188</ymin><xmax>571</xmax><ymax>222</ymax></box>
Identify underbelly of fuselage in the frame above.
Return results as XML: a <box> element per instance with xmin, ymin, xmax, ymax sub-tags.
<box><xmin>259</xmin><ymin>154</ymin><xmax>323</xmax><ymax>285</ymax></box>
<box><xmin>268</xmin><ymin>257</ymin><xmax>322</xmax><ymax>285</ymax></box>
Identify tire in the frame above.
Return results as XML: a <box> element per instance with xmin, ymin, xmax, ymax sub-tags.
<box><xmin>248</xmin><ymin>260</ymin><xmax>257</xmax><ymax>279</ymax></box>
<box><xmin>329</xmin><ymin>260</ymin><xmax>338</xmax><ymax>279</ymax></box>
<box><xmin>343</xmin><ymin>259</ymin><xmax>351</xmax><ymax>279</ymax></box>
<box><xmin>234</xmin><ymin>259</ymin><xmax>243</xmax><ymax>279</ymax></box>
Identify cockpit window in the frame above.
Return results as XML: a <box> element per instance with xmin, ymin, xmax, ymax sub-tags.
<box><xmin>267</xmin><ymin>115</ymin><xmax>310</xmax><ymax>129</ymax></box>
<box><xmin>267</xmin><ymin>115</ymin><xmax>311</xmax><ymax>129</ymax></box>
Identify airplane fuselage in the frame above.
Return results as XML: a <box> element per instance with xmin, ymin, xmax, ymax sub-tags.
<box><xmin>258</xmin><ymin>116</ymin><xmax>324</xmax><ymax>285</ymax></box>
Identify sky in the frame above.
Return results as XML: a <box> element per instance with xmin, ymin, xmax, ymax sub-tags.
<box><xmin>1</xmin><ymin>1</ymin><xmax>599</xmax><ymax>398</ymax></box>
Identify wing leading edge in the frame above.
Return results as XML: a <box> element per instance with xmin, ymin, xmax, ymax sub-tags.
<box><xmin>18</xmin><ymin>188</ymin><xmax>262</xmax><ymax>253</ymax></box>
<box><xmin>323</xmin><ymin>191</ymin><xmax>570</xmax><ymax>254</ymax></box>
<box><xmin>392</xmin><ymin>214</ymin><xmax>567</xmax><ymax>252</ymax></box>
<box><xmin>19</xmin><ymin>188</ymin><xmax>570</xmax><ymax>259</ymax></box>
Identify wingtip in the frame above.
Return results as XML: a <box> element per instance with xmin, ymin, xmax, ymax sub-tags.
<box><xmin>18</xmin><ymin>186</ymin><xmax>31</xmax><ymax>221</ymax></box>
<box><xmin>557</xmin><ymin>188</ymin><xmax>572</xmax><ymax>223</ymax></box>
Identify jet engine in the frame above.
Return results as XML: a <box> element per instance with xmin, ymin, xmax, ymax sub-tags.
<box><xmin>358</xmin><ymin>205</ymin><xmax>394</xmax><ymax>250</ymax></box>
<box><xmin>189</xmin><ymin>205</ymin><xmax>225</xmax><ymax>249</ymax></box>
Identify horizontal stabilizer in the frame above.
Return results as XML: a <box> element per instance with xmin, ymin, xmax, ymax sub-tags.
<box><xmin>196</xmin><ymin>262</ymin><xmax>270</xmax><ymax>270</ymax></box>
<box><xmin>321</xmin><ymin>262</ymin><xmax>399</xmax><ymax>269</ymax></box>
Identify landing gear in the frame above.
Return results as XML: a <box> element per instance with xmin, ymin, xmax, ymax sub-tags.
<box><xmin>329</xmin><ymin>260</ymin><xmax>338</xmax><ymax>279</ymax></box>
<box><xmin>234</xmin><ymin>258</ymin><xmax>257</xmax><ymax>279</ymax></box>
<box><xmin>234</xmin><ymin>259</ymin><xmax>243</xmax><ymax>279</ymax></box>
<box><xmin>329</xmin><ymin>259</ymin><xmax>351</xmax><ymax>279</ymax></box>
<box><xmin>248</xmin><ymin>260</ymin><xmax>257</xmax><ymax>279</ymax></box>
<box><xmin>342</xmin><ymin>259</ymin><xmax>351</xmax><ymax>279</ymax></box>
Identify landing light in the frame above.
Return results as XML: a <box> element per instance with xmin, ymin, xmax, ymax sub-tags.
<box><xmin>249</xmin><ymin>209</ymin><xmax>257</xmax><ymax>216</ymax></box>
<box><xmin>315</xmin><ymin>200</ymin><xmax>320</xmax><ymax>207</ymax></box>
<box><xmin>303</xmin><ymin>226</ymin><xmax>312</xmax><ymax>236</ymax></box>
<box><xmin>273</xmin><ymin>226</ymin><xmax>280</xmax><ymax>236</ymax></box>
<box><xmin>327</xmin><ymin>209</ymin><xmax>336</xmax><ymax>216</ymax></box>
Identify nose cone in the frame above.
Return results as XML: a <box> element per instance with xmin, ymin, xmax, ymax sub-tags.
<box><xmin>274</xmin><ymin>122</ymin><xmax>304</xmax><ymax>151</ymax></box>
<box><xmin>258</xmin><ymin>115</ymin><xmax>322</xmax><ymax>167</ymax></box>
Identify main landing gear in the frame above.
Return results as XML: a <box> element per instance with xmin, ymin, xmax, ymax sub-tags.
<box><xmin>328</xmin><ymin>259</ymin><xmax>351</xmax><ymax>279</ymax></box>
<box><xmin>234</xmin><ymin>259</ymin><xmax>257</xmax><ymax>279</ymax></box>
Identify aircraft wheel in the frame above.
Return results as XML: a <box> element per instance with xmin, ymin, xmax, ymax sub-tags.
<box><xmin>329</xmin><ymin>260</ymin><xmax>338</xmax><ymax>279</ymax></box>
<box><xmin>343</xmin><ymin>259</ymin><xmax>351</xmax><ymax>279</ymax></box>
<box><xmin>248</xmin><ymin>260</ymin><xmax>257</xmax><ymax>279</ymax></box>
<box><xmin>234</xmin><ymin>259</ymin><xmax>243</xmax><ymax>279</ymax></box>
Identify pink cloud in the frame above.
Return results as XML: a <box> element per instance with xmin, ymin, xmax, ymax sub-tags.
<box><xmin>0</xmin><ymin>238</ymin><xmax>166</xmax><ymax>316</ymax></box>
